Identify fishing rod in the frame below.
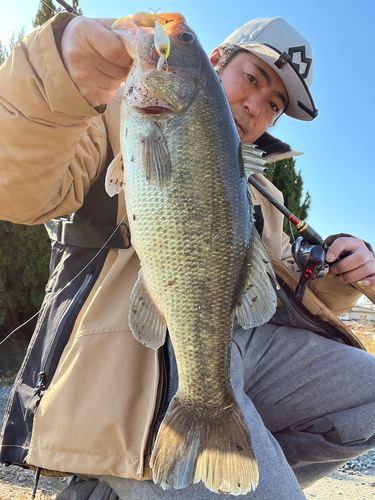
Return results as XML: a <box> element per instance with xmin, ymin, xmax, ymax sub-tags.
<box><xmin>55</xmin><ymin>0</ymin><xmax>80</xmax><ymax>16</ymax></box>
<box><xmin>248</xmin><ymin>175</ymin><xmax>332</xmax><ymax>302</ymax></box>
<box><xmin>248</xmin><ymin>175</ymin><xmax>329</xmax><ymax>247</ymax></box>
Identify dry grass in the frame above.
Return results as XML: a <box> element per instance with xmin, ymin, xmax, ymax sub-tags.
<box><xmin>349</xmin><ymin>321</ymin><xmax>375</xmax><ymax>354</ymax></box>
<box><xmin>353</xmin><ymin>330</ymin><xmax>375</xmax><ymax>355</ymax></box>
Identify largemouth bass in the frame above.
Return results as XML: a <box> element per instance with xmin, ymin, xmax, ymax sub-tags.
<box><xmin>106</xmin><ymin>12</ymin><xmax>277</xmax><ymax>495</ymax></box>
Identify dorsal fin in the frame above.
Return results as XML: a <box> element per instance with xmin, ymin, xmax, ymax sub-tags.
<box><xmin>240</xmin><ymin>142</ymin><xmax>267</xmax><ymax>178</ymax></box>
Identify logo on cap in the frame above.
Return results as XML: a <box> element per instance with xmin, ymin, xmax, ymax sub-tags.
<box><xmin>288</xmin><ymin>46</ymin><xmax>312</xmax><ymax>80</ymax></box>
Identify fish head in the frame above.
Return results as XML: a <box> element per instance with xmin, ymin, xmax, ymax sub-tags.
<box><xmin>111</xmin><ymin>12</ymin><xmax>210</xmax><ymax>115</ymax></box>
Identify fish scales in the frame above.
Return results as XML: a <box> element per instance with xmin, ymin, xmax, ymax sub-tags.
<box><xmin>107</xmin><ymin>11</ymin><xmax>277</xmax><ymax>496</ymax></box>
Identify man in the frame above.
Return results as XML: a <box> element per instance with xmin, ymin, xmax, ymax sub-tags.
<box><xmin>0</xmin><ymin>12</ymin><xmax>374</xmax><ymax>500</ymax></box>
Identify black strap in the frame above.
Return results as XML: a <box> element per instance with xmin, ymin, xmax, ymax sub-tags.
<box><xmin>44</xmin><ymin>145</ymin><xmax>131</xmax><ymax>250</ymax></box>
<box><xmin>255</xmin><ymin>132</ymin><xmax>292</xmax><ymax>157</ymax></box>
<box><xmin>45</xmin><ymin>219</ymin><xmax>131</xmax><ymax>249</ymax></box>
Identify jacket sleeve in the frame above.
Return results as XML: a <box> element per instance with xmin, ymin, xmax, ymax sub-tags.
<box><xmin>0</xmin><ymin>12</ymin><xmax>109</xmax><ymax>225</ymax></box>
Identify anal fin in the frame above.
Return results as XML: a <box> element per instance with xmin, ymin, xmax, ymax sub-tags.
<box><xmin>129</xmin><ymin>269</ymin><xmax>167</xmax><ymax>349</ymax></box>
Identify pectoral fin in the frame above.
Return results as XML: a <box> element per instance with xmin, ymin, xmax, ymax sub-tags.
<box><xmin>140</xmin><ymin>122</ymin><xmax>171</xmax><ymax>185</ymax></box>
<box><xmin>236</xmin><ymin>228</ymin><xmax>278</xmax><ymax>328</ymax></box>
<box><xmin>129</xmin><ymin>269</ymin><xmax>167</xmax><ymax>349</ymax></box>
<box><xmin>105</xmin><ymin>151</ymin><xmax>124</xmax><ymax>197</ymax></box>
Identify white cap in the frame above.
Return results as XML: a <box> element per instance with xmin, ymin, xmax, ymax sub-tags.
<box><xmin>222</xmin><ymin>17</ymin><xmax>318</xmax><ymax>121</ymax></box>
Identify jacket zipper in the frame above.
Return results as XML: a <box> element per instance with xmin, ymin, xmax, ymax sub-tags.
<box><xmin>43</xmin><ymin>273</ymin><xmax>93</xmax><ymax>378</ymax></box>
<box><xmin>23</xmin><ymin>273</ymin><xmax>93</xmax><ymax>420</ymax></box>
<box><xmin>151</xmin><ymin>335</ymin><xmax>175</xmax><ymax>450</ymax></box>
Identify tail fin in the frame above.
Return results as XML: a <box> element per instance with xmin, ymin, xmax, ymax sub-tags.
<box><xmin>150</xmin><ymin>395</ymin><xmax>259</xmax><ymax>495</ymax></box>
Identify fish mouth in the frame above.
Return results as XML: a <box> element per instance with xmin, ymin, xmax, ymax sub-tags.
<box><xmin>133</xmin><ymin>106</ymin><xmax>174</xmax><ymax>115</ymax></box>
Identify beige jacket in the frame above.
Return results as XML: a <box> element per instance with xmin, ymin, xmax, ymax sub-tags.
<box><xmin>0</xmin><ymin>13</ymin><xmax>367</xmax><ymax>479</ymax></box>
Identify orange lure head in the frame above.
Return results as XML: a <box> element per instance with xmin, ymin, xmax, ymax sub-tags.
<box><xmin>111</xmin><ymin>11</ymin><xmax>188</xmax><ymax>69</ymax></box>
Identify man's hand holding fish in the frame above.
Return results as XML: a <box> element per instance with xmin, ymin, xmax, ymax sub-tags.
<box><xmin>61</xmin><ymin>16</ymin><xmax>132</xmax><ymax>106</ymax></box>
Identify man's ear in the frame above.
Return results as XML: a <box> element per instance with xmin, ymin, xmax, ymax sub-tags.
<box><xmin>209</xmin><ymin>47</ymin><xmax>221</xmax><ymax>68</ymax></box>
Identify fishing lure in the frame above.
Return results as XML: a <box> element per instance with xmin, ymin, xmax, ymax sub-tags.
<box><xmin>150</xmin><ymin>8</ymin><xmax>170</xmax><ymax>71</ymax></box>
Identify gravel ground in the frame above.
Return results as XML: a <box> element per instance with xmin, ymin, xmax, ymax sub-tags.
<box><xmin>1</xmin><ymin>385</ymin><xmax>375</xmax><ymax>499</ymax></box>
<box><xmin>0</xmin><ymin>385</ymin><xmax>13</xmax><ymax>426</ymax></box>
<box><xmin>0</xmin><ymin>385</ymin><xmax>12</xmax><ymax>424</ymax></box>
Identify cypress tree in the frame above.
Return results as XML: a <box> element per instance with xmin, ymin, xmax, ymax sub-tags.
<box><xmin>0</xmin><ymin>28</ymin><xmax>25</xmax><ymax>65</ymax></box>
<box><xmin>33</xmin><ymin>0</ymin><xmax>83</xmax><ymax>27</ymax></box>
<box><xmin>264</xmin><ymin>157</ymin><xmax>311</xmax><ymax>240</ymax></box>
<box><xmin>33</xmin><ymin>0</ymin><xmax>57</xmax><ymax>27</ymax></box>
<box><xmin>72</xmin><ymin>0</ymin><xmax>83</xmax><ymax>15</ymax></box>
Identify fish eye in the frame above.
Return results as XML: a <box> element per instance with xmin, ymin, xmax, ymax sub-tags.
<box><xmin>178</xmin><ymin>32</ymin><xmax>195</xmax><ymax>43</ymax></box>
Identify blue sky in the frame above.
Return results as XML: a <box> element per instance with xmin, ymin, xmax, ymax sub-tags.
<box><xmin>1</xmin><ymin>0</ymin><xmax>374</xmax><ymax>252</ymax></box>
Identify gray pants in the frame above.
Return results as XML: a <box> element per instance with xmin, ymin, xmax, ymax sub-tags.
<box><xmin>56</xmin><ymin>323</ymin><xmax>375</xmax><ymax>499</ymax></box>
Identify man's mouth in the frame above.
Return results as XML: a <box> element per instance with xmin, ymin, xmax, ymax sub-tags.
<box><xmin>234</xmin><ymin>118</ymin><xmax>243</xmax><ymax>136</ymax></box>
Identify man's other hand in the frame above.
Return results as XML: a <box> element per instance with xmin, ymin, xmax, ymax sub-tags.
<box><xmin>326</xmin><ymin>237</ymin><xmax>375</xmax><ymax>288</ymax></box>
<box><xmin>61</xmin><ymin>16</ymin><xmax>132</xmax><ymax>107</ymax></box>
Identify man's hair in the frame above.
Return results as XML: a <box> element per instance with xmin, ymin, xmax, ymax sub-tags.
<box><xmin>213</xmin><ymin>44</ymin><xmax>248</xmax><ymax>73</ymax></box>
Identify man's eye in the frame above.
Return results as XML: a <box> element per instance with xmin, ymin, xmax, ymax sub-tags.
<box><xmin>247</xmin><ymin>74</ymin><xmax>257</xmax><ymax>85</ymax></box>
<box><xmin>270</xmin><ymin>101</ymin><xmax>279</xmax><ymax>114</ymax></box>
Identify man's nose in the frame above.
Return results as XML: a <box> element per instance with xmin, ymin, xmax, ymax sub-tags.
<box><xmin>243</xmin><ymin>94</ymin><xmax>261</xmax><ymax>117</ymax></box>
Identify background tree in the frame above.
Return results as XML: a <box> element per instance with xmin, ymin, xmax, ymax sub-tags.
<box><xmin>72</xmin><ymin>0</ymin><xmax>83</xmax><ymax>16</ymax></box>
<box><xmin>33</xmin><ymin>0</ymin><xmax>83</xmax><ymax>27</ymax></box>
<box><xmin>0</xmin><ymin>223</ymin><xmax>51</xmax><ymax>339</ymax></box>
<box><xmin>33</xmin><ymin>0</ymin><xmax>57</xmax><ymax>27</ymax></box>
<box><xmin>264</xmin><ymin>157</ymin><xmax>311</xmax><ymax>240</ymax></box>
<box><xmin>0</xmin><ymin>28</ymin><xmax>25</xmax><ymax>66</ymax></box>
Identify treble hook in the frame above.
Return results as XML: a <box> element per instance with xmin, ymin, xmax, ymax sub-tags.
<box><xmin>149</xmin><ymin>8</ymin><xmax>170</xmax><ymax>71</ymax></box>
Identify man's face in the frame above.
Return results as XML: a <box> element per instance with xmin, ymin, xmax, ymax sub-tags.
<box><xmin>210</xmin><ymin>50</ymin><xmax>289</xmax><ymax>143</ymax></box>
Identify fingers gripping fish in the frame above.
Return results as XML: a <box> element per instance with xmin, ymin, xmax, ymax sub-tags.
<box><xmin>107</xmin><ymin>12</ymin><xmax>278</xmax><ymax>496</ymax></box>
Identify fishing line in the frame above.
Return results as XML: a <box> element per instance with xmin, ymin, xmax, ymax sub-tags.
<box><xmin>289</xmin><ymin>220</ymin><xmax>296</xmax><ymax>244</ymax></box>
<box><xmin>0</xmin><ymin>213</ymin><xmax>127</xmax><ymax>346</ymax></box>
<box><xmin>39</xmin><ymin>0</ymin><xmax>57</xmax><ymax>15</ymax></box>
